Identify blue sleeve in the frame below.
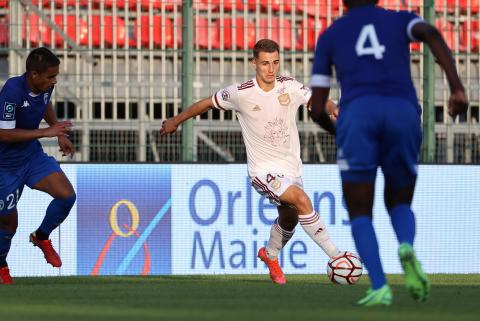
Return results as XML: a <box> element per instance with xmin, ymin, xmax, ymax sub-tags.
<box><xmin>399</xmin><ymin>10</ymin><xmax>423</xmax><ymax>42</ymax></box>
<box><xmin>311</xmin><ymin>30</ymin><xmax>333</xmax><ymax>88</ymax></box>
<box><xmin>0</xmin><ymin>82</ymin><xmax>21</xmax><ymax>127</ymax></box>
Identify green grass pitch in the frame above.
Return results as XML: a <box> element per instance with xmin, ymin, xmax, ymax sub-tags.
<box><xmin>0</xmin><ymin>274</ymin><xmax>478</xmax><ymax>321</ymax></box>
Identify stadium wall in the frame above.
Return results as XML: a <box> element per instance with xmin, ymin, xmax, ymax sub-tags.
<box><xmin>7</xmin><ymin>163</ymin><xmax>480</xmax><ymax>277</ymax></box>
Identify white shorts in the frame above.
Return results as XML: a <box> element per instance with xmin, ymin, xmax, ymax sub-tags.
<box><xmin>251</xmin><ymin>173</ymin><xmax>304</xmax><ymax>206</ymax></box>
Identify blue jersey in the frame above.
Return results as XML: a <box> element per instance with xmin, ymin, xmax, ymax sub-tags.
<box><xmin>0</xmin><ymin>74</ymin><xmax>54</xmax><ymax>167</ymax></box>
<box><xmin>311</xmin><ymin>5</ymin><xmax>422</xmax><ymax>108</ymax></box>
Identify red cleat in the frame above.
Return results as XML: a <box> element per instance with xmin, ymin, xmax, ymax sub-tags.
<box><xmin>0</xmin><ymin>266</ymin><xmax>13</xmax><ymax>285</ymax></box>
<box><xmin>29</xmin><ymin>233</ymin><xmax>62</xmax><ymax>268</ymax></box>
<box><xmin>257</xmin><ymin>247</ymin><xmax>286</xmax><ymax>284</ymax></box>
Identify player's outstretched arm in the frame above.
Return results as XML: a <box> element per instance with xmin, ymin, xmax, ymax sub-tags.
<box><xmin>310</xmin><ymin>87</ymin><xmax>336</xmax><ymax>135</ymax></box>
<box><xmin>0</xmin><ymin>121</ymin><xmax>72</xmax><ymax>143</ymax></box>
<box><xmin>412</xmin><ymin>22</ymin><xmax>469</xmax><ymax>117</ymax></box>
<box><xmin>160</xmin><ymin>97</ymin><xmax>215</xmax><ymax>136</ymax></box>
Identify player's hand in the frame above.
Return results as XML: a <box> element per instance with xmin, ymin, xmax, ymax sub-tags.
<box><xmin>448</xmin><ymin>89</ymin><xmax>469</xmax><ymax>118</ymax></box>
<box><xmin>326</xmin><ymin>100</ymin><xmax>339</xmax><ymax>122</ymax></box>
<box><xmin>43</xmin><ymin>121</ymin><xmax>73</xmax><ymax>138</ymax></box>
<box><xmin>160</xmin><ymin>118</ymin><xmax>178</xmax><ymax>136</ymax></box>
<box><xmin>58</xmin><ymin>135</ymin><xmax>75</xmax><ymax>158</ymax></box>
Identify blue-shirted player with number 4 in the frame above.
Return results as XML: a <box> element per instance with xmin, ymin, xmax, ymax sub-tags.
<box><xmin>0</xmin><ymin>47</ymin><xmax>76</xmax><ymax>284</ymax></box>
<box><xmin>310</xmin><ymin>0</ymin><xmax>468</xmax><ymax>306</ymax></box>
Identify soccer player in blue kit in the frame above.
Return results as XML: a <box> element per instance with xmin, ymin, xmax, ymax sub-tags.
<box><xmin>0</xmin><ymin>47</ymin><xmax>76</xmax><ymax>284</ymax></box>
<box><xmin>309</xmin><ymin>0</ymin><xmax>468</xmax><ymax>306</ymax></box>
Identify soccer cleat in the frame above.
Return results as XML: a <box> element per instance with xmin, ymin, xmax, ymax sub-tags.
<box><xmin>357</xmin><ymin>284</ymin><xmax>393</xmax><ymax>307</ymax></box>
<box><xmin>257</xmin><ymin>247</ymin><xmax>286</xmax><ymax>284</ymax></box>
<box><xmin>29</xmin><ymin>232</ymin><xmax>62</xmax><ymax>268</ymax></box>
<box><xmin>0</xmin><ymin>266</ymin><xmax>13</xmax><ymax>285</ymax></box>
<box><xmin>399</xmin><ymin>243</ymin><xmax>430</xmax><ymax>302</ymax></box>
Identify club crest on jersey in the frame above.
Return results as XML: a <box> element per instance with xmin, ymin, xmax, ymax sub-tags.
<box><xmin>221</xmin><ymin>89</ymin><xmax>230</xmax><ymax>101</ymax></box>
<box><xmin>3</xmin><ymin>102</ymin><xmax>16</xmax><ymax>119</ymax></box>
<box><xmin>44</xmin><ymin>93</ymin><xmax>49</xmax><ymax>104</ymax></box>
<box><xmin>277</xmin><ymin>93</ymin><xmax>290</xmax><ymax>106</ymax></box>
<box><xmin>270</xmin><ymin>178</ymin><xmax>282</xmax><ymax>190</ymax></box>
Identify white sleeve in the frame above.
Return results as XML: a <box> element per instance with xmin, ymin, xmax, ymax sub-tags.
<box><xmin>291</xmin><ymin>79</ymin><xmax>312</xmax><ymax>106</ymax></box>
<box><xmin>211</xmin><ymin>84</ymin><xmax>239</xmax><ymax>112</ymax></box>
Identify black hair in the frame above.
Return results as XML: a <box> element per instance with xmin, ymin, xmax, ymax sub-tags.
<box><xmin>26</xmin><ymin>47</ymin><xmax>60</xmax><ymax>74</ymax></box>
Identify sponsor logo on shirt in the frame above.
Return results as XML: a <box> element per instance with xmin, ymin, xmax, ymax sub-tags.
<box><xmin>21</xmin><ymin>100</ymin><xmax>30</xmax><ymax>108</ymax></box>
<box><xmin>3</xmin><ymin>102</ymin><xmax>16</xmax><ymax>119</ymax></box>
<box><xmin>252</xmin><ymin>105</ymin><xmax>262</xmax><ymax>111</ymax></box>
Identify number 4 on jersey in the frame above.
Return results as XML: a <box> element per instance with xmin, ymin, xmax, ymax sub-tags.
<box><xmin>355</xmin><ymin>24</ymin><xmax>385</xmax><ymax>60</ymax></box>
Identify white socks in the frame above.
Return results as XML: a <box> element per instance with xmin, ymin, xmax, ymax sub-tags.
<box><xmin>265</xmin><ymin>221</ymin><xmax>295</xmax><ymax>260</ymax></box>
<box><xmin>299</xmin><ymin>211</ymin><xmax>339</xmax><ymax>258</ymax></box>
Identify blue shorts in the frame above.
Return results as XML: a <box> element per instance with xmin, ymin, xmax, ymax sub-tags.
<box><xmin>336</xmin><ymin>95</ymin><xmax>422</xmax><ymax>188</ymax></box>
<box><xmin>0</xmin><ymin>151</ymin><xmax>62</xmax><ymax>215</ymax></box>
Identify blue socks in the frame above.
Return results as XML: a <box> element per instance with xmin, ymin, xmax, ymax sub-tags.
<box><xmin>38</xmin><ymin>194</ymin><xmax>76</xmax><ymax>238</ymax></box>
<box><xmin>0</xmin><ymin>229</ymin><xmax>15</xmax><ymax>268</ymax></box>
<box><xmin>351</xmin><ymin>215</ymin><xmax>386</xmax><ymax>290</ymax></box>
<box><xmin>389</xmin><ymin>204</ymin><xmax>416</xmax><ymax>245</ymax></box>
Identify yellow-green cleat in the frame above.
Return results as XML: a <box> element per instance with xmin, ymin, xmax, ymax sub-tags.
<box><xmin>357</xmin><ymin>285</ymin><xmax>393</xmax><ymax>307</ymax></box>
<box><xmin>399</xmin><ymin>243</ymin><xmax>431</xmax><ymax>302</ymax></box>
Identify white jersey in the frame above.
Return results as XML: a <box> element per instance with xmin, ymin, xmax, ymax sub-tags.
<box><xmin>211</xmin><ymin>76</ymin><xmax>311</xmax><ymax>178</ymax></box>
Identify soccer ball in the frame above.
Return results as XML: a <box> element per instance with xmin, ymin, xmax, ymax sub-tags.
<box><xmin>327</xmin><ymin>251</ymin><xmax>363</xmax><ymax>285</ymax></box>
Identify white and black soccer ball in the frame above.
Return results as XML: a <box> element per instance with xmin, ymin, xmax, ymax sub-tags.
<box><xmin>327</xmin><ymin>251</ymin><xmax>363</xmax><ymax>285</ymax></box>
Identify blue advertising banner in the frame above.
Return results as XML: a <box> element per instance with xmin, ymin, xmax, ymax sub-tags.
<box><xmin>77</xmin><ymin>165</ymin><xmax>171</xmax><ymax>275</ymax></box>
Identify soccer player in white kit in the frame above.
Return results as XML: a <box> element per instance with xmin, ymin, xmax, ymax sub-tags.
<box><xmin>161</xmin><ymin>39</ymin><xmax>341</xmax><ymax>284</ymax></box>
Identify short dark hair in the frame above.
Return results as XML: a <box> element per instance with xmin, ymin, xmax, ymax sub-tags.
<box><xmin>26</xmin><ymin>47</ymin><xmax>60</xmax><ymax>74</ymax></box>
<box><xmin>253</xmin><ymin>39</ymin><xmax>280</xmax><ymax>59</ymax></box>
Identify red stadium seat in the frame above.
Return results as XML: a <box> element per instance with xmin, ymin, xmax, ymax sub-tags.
<box><xmin>195</xmin><ymin>17</ymin><xmax>219</xmax><ymax>48</ymax></box>
<box><xmin>92</xmin><ymin>16</ymin><xmax>126</xmax><ymax>47</ymax></box>
<box><xmin>140</xmin><ymin>0</ymin><xmax>182</xmax><ymax>11</ymax></box>
<box><xmin>410</xmin><ymin>42</ymin><xmax>421</xmax><ymax>52</ymax></box>
<box><xmin>216</xmin><ymin>18</ymin><xmax>255</xmax><ymax>49</ymax></box>
<box><xmin>0</xmin><ymin>17</ymin><xmax>8</xmax><ymax>45</ymax></box>
<box><xmin>378</xmin><ymin>0</ymin><xmax>421</xmax><ymax>11</ymax></box>
<box><xmin>297</xmin><ymin>0</ymin><xmax>341</xmax><ymax>17</ymax></box>
<box><xmin>22</xmin><ymin>14</ymin><xmax>52</xmax><ymax>46</ymax></box>
<box><xmin>459</xmin><ymin>0</ymin><xmax>479</xmax><ymax>14</ymax></box>
<box><xmin>0</xmin><ymin>0</ymin><xmax>8</xmax><ymax>8</ymax></box>
<box><xmin>54</xmin><ymin>15</ymin><xmax>89</xmax><ymax>47</ymax></box>
<box><xmin>40</xmin><ymin>0</ymin><xmax>89</xmax><ymax>7</ymax></box>
<box><xmin>258</xmin><ymin>18</ymin><xmax>293</xmax><ymax>50</ymax></box>
<box><xmin>211</xmin><ymin>0</ymin><xmax>244</xmax><ymax>11</ymax></box>
<box><xmin>461</xmin><ymin>20</ymin><xmax>479</xmax><ymax>52</ymax></box>
<box><xmin>134</xmin><ymin>16</ymin><xmax>174</xmax><ymax>48</ymax></box>
<box><xmin>296</xmin><ymin>18</ymin><xmax>326</xmax><ymax>51</ymax></box>
<box><xmin>434</xmin><ymin>0</ymin><xmax>454</xmax><ymax>13</ymax></box>
<box><xmin>436</xmin><ymin>20</ymin><xmax>457</xmax><ymax>52</ymax></box>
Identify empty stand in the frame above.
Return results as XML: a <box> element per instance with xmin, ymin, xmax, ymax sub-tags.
<box><xmin>296</xmin><ymin>0</ymin><xmax>341</xmax><ymax>17</ymax></box>
<box><xmin>92</xmin><ymin>16</ymin><xmax>127</xmax><ymax>47</ymax></box>
<box><xmin>461</xmin><ymin>20</ymin><xmax>479</xmax><ymax>52</ymax></box>
<box><xmin>54</xmin><ymin>15</ymin><xmax>89</xmax><ymax>46</ymax></box>
<box><xmin>134</xmin><ymin>16</ymin><xmax>174</xmax><ymax>48</ymax></box>
<box><xmin>296</xmin><ymin>18</ymin><xmax>326</xmax><ymax>50</ymax></box>
<box><xmin>436</xmin><ymin>19</ymin><xmax>458</xmax><ymax>51</ymax></box>
<box><xmin>216</xmin><ymin>17</ymin><xmax>255</xmax><ymax>49</ymax></box>
<box><xmin>22</xmin><ymin>14</ymin><xmax>52</xmax><ymax>46</ymax></box>
<box><xmin>0</xmin><ymin>17</ymin><xmax>8</xmax><ymax>45</ymax></box>
<box><xmin>140</xmin><ymin>0</ymin><xmax>182</xmax><ymax>11</ymax></box>
<box><xmin>258</xmin><ymin>18</ymin><xmax>293</xmax><ymax>50</ymax></box>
